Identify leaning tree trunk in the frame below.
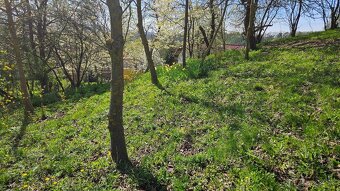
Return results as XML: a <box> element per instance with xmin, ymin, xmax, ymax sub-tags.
<box><xmin>245</xmin><ymin>0</ymin><xmax>256</xmax><ymax>60</ymax></box>
<box><xmin>199</xmin><ymin>26</ymin><xmax>210</xmax><ymax>52</ymax></box>
<box><xmin>106</xmin><ymin>0</ymin><xmax>129</xmax><ymax>164</ymax></box>
<box><xmin>182</xmin><ymin>0</ymin><xmax>189</xmax><ymax>67</ymax></box>
<box><xmin>203</xmin><ymin>0</ymin><xmax>229</xmax><ymax>58</ymax></box>
<box><xmin>136</xmin><ymin>0</ymin><xmax>159</xmax><ymax>86</ymax></box>
<box><xmin>4</xmin><ymin>0</ymin><xmax>34</xmax><ymax>116</ymax></box>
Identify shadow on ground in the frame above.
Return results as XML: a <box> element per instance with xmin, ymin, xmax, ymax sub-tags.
<box><xmin>161</xmin><ymin>88</ymin><xmax>244</xmax><ymax>121</ymax></box>
<box><xmin>12</xmin><ymin>117</ymin><xmax>30</xmax><ymax>157</ymax></box>
<box><xmin>117</xmin><ymin>161</ymin><xmax>167</xmax><ymax>191</ymax></box>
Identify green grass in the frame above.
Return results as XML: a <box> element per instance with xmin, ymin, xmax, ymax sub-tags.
<box><xmin>1</xmin><ymin>30</ymin><xmax>340</xmax><ymax>190</ymax></box>
<box><xmin>261</xmin><ymin>29</ymin><xmax>340</xmax><ymax>48</ymax></box>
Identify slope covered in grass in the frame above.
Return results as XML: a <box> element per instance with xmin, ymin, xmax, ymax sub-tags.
<box><xmin>1</xmin><ymin>29</ymin><xmax>339</xmax><ymax>190</ymax></box>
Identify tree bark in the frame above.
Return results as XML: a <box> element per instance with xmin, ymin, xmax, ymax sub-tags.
<box><xmin>106</xmin><ymin>0</ymin><xmax>129</xmax><ymax>164</ymax></box>
<box><xmin>136</xmin><ymin>0</ymin><xmax>159</xmax><ymax>86</ymax></box>
<box><xmin>209</xmin><ymin>0</ymin><xmax>216</xmax><ymax>42</ymax></box>
<box><xmin>330</xmin><ymin>0</ymin><xmax>340</xmax><ymax>29</ymax></box>
<box><xmin>188</xmin><ymin>16</ymin><xmax>195</xmax><ymax>58</ymax></box>
<box><xmin>245</xmin><ymin>0</ymin><xmax>256</xmax><ymax>60</ymax></box>
<box><xmin>36</xmin><ymin>0</ymin><xmax>50</xmax><ymax>94</ymax></box>
<box><xmin>199</xmin><ymin>26</ymin><xmax>210</xmax><ymax>53</ymax></box>
<box><xmin>243</xmin><ymin>0</ymin><xmax>257</xmax><ymax>49</ymax></box>
<box><xmin>182</xmin><ymin>0</ymin><xmax>189</xmax><ymax>67</ymax></box>
<box><xmin>51</xmin><ymin>69</ymin><xmax>65</xmax><ymax>92</ymax></box>
<box><xmin>4</xmin><ymin>0</ymin><xmax>34</xmax><ymax>115</ymax></box>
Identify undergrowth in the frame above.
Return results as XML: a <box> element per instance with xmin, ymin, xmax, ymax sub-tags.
<box><xmin>1</xmin><ymin>30</ymin><xmax>339</xmax><ymax>190</ymax></box>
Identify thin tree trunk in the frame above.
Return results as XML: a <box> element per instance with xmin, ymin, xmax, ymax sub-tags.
<box><xmin>290</xmin><ymin>0</ymin><xmax>302</xmax><ymax>37</ymax></box>
<box><xmin>203</xmin><ymin>0</ymin><xmax>229</xmax><ymax>57</ymax></box>
<box><xmin>136</xmin><ymin>0</ymin><xmax>159</xmax><ymax>86</ymax></box>
<box><xmin>199</xmin><ymin>26</ymin><xmax>210</xmax><ymax>53</ymax></box>
<box><xmin>220</xmin><ymin>5</ymin><xmax>226</xmax><ymax>51</ymax></box>
<box><xmin>51</xmin><ymin>69</ymin><xmax>65</xmax><ymax>92</ymax></box>
<box><xmin>188</xmin><ymin>16</ymin><xmax>195</xmax><ymax>58</ymax></box>
<box><xmin>4</xmin><ymin>0</ymin><xmax>34</xmax><ymax>116</ymax></box>
<box><xmin>25</xmin><ymin>0</ymin><xmax>40</xmax><ymax>74</ymax></box>
<box><xmin>182</xmin><ymin>0</ymin><xmax>189</xmax><ymax>67</ymax></box>
<box><xmin>106</xmin><ymin>0</ymin><xmax>129</xmax><ymax>164</ymax></box>
<box><xmin>245</xmin><ymin>0</ymin><xmax>256</xmax><ymax>60</ymax></box>
<box><xmin>40</xmin><ymin>74</ymin><xmax>49</xmax><ymax>93</ymax></box>
<box><xmin>320</xmin><ymin>1</ymin><xmax>328</xmax><ymax>30</ymax></box>
<box><xmin>36</xmin><ymin>0</ymin><xmax>50</xmax><ymax>94</ymax></box>
<box><xmin>209</xmin><ymin>0</ymin><xmax>216</xmax><ymax>42</ymax></box>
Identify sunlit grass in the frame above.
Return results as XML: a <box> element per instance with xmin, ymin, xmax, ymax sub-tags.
<box><xmin>1</xmin><ymin>29</ymin><xmax>339</xmax><ymax>190</ymax></box>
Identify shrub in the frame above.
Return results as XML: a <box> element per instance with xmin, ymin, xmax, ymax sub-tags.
<box><xmin>32</xmin><ymin>91</ymin><xmax>61</xmax><ymax>106</ymax></box>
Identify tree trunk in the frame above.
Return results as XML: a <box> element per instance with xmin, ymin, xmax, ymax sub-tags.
<box><xmin>320</xmin><ymin>0</ymin><xmax>328</xmax><ymax>30</ymax></box>
<box><xmin>244</xmin><ymin>0</ymin><xmax>257</xmax><ymax>50</ymax></box>
<box><xmin>199</xmin><ymin>26</ymin><xmax>210</xmax><ymax>54</ymax></box>
<box><xmin>249</xmin><ymin>1</ymin><xmax>257</xmax><ymax>50</ymax></box>
<box><xmin>203</xmin><ymin>0</ymin><xmax>229</xmax><ymax>57</ymax></box>
<box><xmin>290</xmin><ymin>27</ymin><xmax>297</xmax><ymax>37</ymax></box>
<box><xmin>51</xmin><ymin>69</ymin><xmax>65</xmax><ymax>92</ymax></box>
<box><xmin>40</xmin><ymin>74</ymin><xmax>49</xmax><ymax>94</ymax></box>
<box><xmin>330</xmin><ymin>10</ymin><xmax>338</xmax><ymax>29</ymax></box>
<box><xmin>188</xmin><ymin>16</ymin><xmax>195</xmax><ymax>58</ymax></box>
<box><xmin>106</xmin><ymin>0</ymin><xmax>129</xmax><ymax>164</ymax></box>
<box><xmin>182</xmin><ymin>0</ymin><xmax>189</xmax><ymax>67</ymax></box>
<box><xmin>4</xmin><ymin>0</ymin><xmax>34</xmax><ymax>115</ymax></box>
<box><xmin>136</xmin><ymin>0</ymin><xmax>159</xmax><ymax>86</ymax></box>
<box><xmin>243</xmin><ymin>0</ymin><xmax>250</xmax><ymax>35</ymax></box>
<box><xmin>245</xmin><ymin>0</ymin><xmax>256</xmax><ymax>60</ymax></box>
<box><xmin>220</xmin><ymin>5</ymin><xmax>226</xmax><ymax>51</ymax></box>
<box><xmin>290</xmin><ymin>0</ymin><xmax>302</xmax><ymax>37</ymax></box>
<box><xmin>25</xmin><ymin>0</ymin><xmax>40</xmax><ymax>75</ymax></box>
<box><xmin>209</xmin><ymin>0</ymin><xmax>216</xmax><ymax>42</ymax></box>
<box><xmin>36</xmin><ymin>0</ymin><xmax>50</xmax><ymax>94</ymax></box>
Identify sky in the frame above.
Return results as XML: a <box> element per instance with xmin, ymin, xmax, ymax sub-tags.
<box><xmin>227</xmin><ymin>13</ymin><xmax>326</xmax><ymax>34</ymax></box>
<box><xmin>267</xmin><ymin>17</ymin><xmax>325</xmax><ymax>33</ymax></box>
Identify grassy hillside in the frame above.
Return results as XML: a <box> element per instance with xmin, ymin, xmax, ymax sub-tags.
<box><xmin>1</xmin><ymin>29</ymin><xmax>339</xmax><ymax>190</ymax></box>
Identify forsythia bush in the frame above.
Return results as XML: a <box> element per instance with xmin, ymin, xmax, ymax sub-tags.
<box><xmin>124</xmin><ymin>68</ymin><xmax>139</xmax><ymax>81</ymax></box>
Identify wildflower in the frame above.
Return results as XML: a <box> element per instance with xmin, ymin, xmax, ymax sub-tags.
<box><xmin>3</xmin><ymin>65</ymin><xmax>12</xmax><ymax>71</ymax></box>
<box><xmin>22</xmin><ymin>173</ymin><xmax>28</xmax><ymax>177</ymax></box>
<box><xmin>22</xmin><ymin>184</ymin><xmax>28</xmax><ymax>188</ymax></box>
<box><xmin>80</xmin><ymin>169</ymin><xmax>84</xmax><ymax>172</ymax></box>
<box><xmin>53</xmin><ymin>181</ymin><xmax>57</xmax><ymax>185</ymax></box>
<box><xmin>45</xmin><ymin>177</ymin><xmax>50</xmax><ymax>181</ymax></box>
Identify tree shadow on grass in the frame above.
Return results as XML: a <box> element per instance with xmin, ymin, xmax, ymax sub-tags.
<box><xmin>117</xmin><ymin>161</ymin><xmax>167</xmax><ymax>191</ymax></box>
<box><xmin>11</xmin><ymin>116</ymin><xmax>30</xmax><ymax>156</ymax></box>
<box><xmin>161</xmin><ymin>88</ymin><xmax>245</xmax><ymax>120</ymax></box>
